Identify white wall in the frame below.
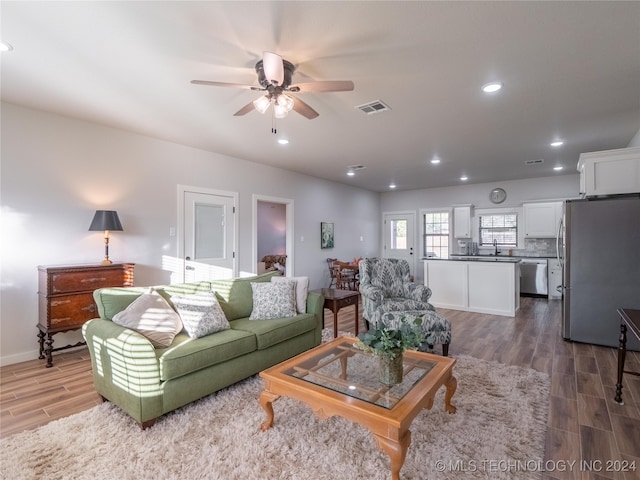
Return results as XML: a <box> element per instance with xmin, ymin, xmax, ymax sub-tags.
<box><xmin>0</xmin><ymin>102</ymin><xmax>380</xmax><ymax>365</ymax></box>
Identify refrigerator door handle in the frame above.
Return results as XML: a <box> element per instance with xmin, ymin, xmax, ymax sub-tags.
<box><xmin>556</xmin><ymin>217</ymin><xmax>564</xmax><ymax>268</ymax></box>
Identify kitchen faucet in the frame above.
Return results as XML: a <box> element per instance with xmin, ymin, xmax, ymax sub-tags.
<box><xmin>493</xmin><ymin>239</ymin><xmax>501</xmax><ymax>256</ymax></box>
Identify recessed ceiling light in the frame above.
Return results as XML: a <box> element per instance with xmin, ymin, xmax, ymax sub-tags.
<box><xmin>389</xmin><ymin>183</ymin><xmax>396</xmax><ymax>189</ymax></box>
<box><xmin>277</xmin><ymin>139</ymin><xmax>289</xmax><ymax>145</ymax></box>
<box><xmin>0</xmin><ymin>42</ymin><xmax>13</xmax><ymax>52</ymax></box>
<box><xmin>553</xmin><ymin>166</ymin><xmax>563</xmax><ymax>171</ymax></box>
<box><xmin>347</xmin><ymin>170</ymin><xmax>355</xmax><ymax>177</ymax></box>
<box><xmin>430</xmin><ymin>158</ymin><xmax>441</xmax><ymax>165</ymax></box>
<box><xmin>460</xmin><ymin>176</ymin><xmax>469</xmax><ymax>181</ymax></box>
<box><xmin>482</xmin><ymin>82</ymin><xmax>503</xmax><ymax>93</ymax></box>
<box><xmin>550</xmin><ymin>140</ymin><xmax>564</xmax><ymax>147</ymax></box>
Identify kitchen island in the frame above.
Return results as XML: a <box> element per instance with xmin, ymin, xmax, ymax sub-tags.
<box><xmin>423</xmin><ymin>257</ymin><xmax>521</xmax><ymax>317</ymax></box>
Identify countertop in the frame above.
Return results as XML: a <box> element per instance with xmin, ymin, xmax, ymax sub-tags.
<box><xmin>423</xmin><ymin>256</ymin><xmax>521</xmax><ymax>263</ymax></box>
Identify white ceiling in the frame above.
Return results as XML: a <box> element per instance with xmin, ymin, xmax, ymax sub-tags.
<box><xmin>2</xmin><ymin>1</ymin><xmax>639</xmax><ymax>192</ymax></box>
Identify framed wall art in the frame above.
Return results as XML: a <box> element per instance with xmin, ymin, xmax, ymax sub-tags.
<box><xmin>320</xmin><ymin>222</ymin><xmax>334</xmax><ymax>249</ymax></box>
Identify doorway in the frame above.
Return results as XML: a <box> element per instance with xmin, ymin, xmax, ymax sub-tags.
<box><xmin>178</xmin><ymin>185</ymin><xmax>238</xmax><ymax>282</ymax></box>
<box><xmin>253</xmin><ymin>195</ymin><xmax>294</xmax><ymax>276</ymax></box>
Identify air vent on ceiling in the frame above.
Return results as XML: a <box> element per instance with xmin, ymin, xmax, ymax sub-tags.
<box><xmin>355</xmin><ymin>100</ymin><xmax>391</xmax><ymax>115</ymax></box>
<box><xmin>348</xmin><ymin>165</ymin><xmax>366</xmax><ymax>171</ymax></box>
<box><xmin>524</xmin><ymin>159</ymin><xmax>545</xmax><ymax>165</ymax></box>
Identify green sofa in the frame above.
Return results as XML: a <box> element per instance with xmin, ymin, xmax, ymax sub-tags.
<box><xmin>82</xmin><ymin>271</ymin><xmax>324</xmax><ymax>428</ymax></box>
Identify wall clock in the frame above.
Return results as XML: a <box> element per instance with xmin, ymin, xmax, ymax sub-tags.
<box><xmin>490</xmin><ymin>187</ymin><xmax>507</xmax><ymax>204</ymax></box>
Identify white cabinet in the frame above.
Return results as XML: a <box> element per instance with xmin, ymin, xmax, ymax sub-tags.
<box><xmin>578</xmin><ymin>147</ymin><xmax>640</xmax><ymax>197</ymax></box>
<box><xmin>424</xmin><ymin>260</ymin><xmax>520</xmax><ymax>317</ymax></box>
<box><xmin>453</xmin><ymin>205</ymin><xmax>472</xmax><ymax>238</ymax></box>
<box><xmin>548</xmin><ymin>259</ymin><xmax>562</xmax><ymax>299</ymax></box>
<box><xmin>467</xmin><ymin>262</ymin><xmax>519</xmax><ymax>315</ymax></box>
<box><xmin>423</xmin><ymin>260</ymin><xmax>468</xmax><ymax>310</ymax></box>
<box><xmin>523</xmin><ymin>202</ymin><xmax>563</xmax><ymax>238</ymax></box>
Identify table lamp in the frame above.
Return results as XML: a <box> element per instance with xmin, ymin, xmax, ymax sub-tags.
<box><xmin>89</xmin><ymin>210</ymin><xmax>123</xmax><ymax>265</ymax></box>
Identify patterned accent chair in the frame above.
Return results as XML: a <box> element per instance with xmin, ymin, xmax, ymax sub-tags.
<box><xmin>359</xmin><ymin>258</ymin><xmax>435</xmax><ymax>321</ymax></box>
<box><xmin>359</xmin><ymin>258</ymin><xmax>451</xmax><ymax>356</ymax></box>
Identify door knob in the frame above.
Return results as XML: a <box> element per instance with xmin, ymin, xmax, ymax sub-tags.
<box><xmin>185</xmin><ymin>256</ymin><xmax>194</xmax><ymax>270</ymax></box>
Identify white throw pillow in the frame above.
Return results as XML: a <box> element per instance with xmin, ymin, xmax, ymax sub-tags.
<box><xmin>250</xmin><ymin>281</ymin><xmax>297</xmax><ymax>320</ymax></box>
<box><xmin>171</xmin><ymin>291</ymin><xmax>230</xmax><ymax>339</ymax></box>
<box><xmin>271</xmin><ymin>276</ymin><xmax>309</xmax><ymax>313</ymax></box>
<box><xmin>112</xmin><ymin>289</ymin><xmax>183</xmax><ymax>348</ymax></box>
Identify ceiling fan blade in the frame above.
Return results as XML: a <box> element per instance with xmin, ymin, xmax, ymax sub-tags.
<box><xmin>291</xmin><ymin>95</ymin><xmax>319</xmax><ymax>119</ymax></box>
<box><xmin>191</xmin><ymin>80</ymin><xmax>262</xmax><ymax>91</ymax></box>
<box><xmin>233</xmin><ymin>101</ymin><xmax>256</xmax><ymax>116</ymax></box>
<box><xmin>288</xmin><ymin>80</ymin><xmax>354</xmax><ymax>93</ymax></box>
<box><xmin>262</xmin><ymin>51</ymin><xmax>284</xmax><ymax>86</ymax></box>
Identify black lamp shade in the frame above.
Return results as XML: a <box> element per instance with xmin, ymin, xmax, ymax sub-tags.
<box><xmin>89</xmin><ymin>210</ymin><xmax>123</xmax><ymax>232</ymax></box>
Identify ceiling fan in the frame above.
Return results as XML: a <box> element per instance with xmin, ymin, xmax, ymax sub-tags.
<box><xmin>191</xmin><ymin>52</ymin><xmax>354</xmax><ymax>120</ymax></box>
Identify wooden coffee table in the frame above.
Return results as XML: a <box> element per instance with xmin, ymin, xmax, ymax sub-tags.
<box><xmin>259</xmin><ymin>336</ymin><xmax>457</xmax><ymax>480</ymax></box>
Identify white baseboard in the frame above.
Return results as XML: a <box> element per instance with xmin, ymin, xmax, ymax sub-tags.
<box><xmin>0</xmin><ymin>345</ymin><xmax>87</xmax><ymax>367</ymax></box>
<box><xmin>0</xmin><ymin>349</ymin><xmax>41</xmax><ymax>367</ymax></box>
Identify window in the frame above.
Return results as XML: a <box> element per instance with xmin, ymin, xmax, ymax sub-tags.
<box><xmin>423</xmin><ymin>211</ymin><xmax>449</xmax><ymax>258</ymax></box>
<box><xmin>389</xmin><ymin>219</ymin><xmax>407</xmax><ymax>250</ymax></box>
<box><xmin>479</xmin><ymin>213</ymin><xmax>517</xmax><ymax>246</ymax></box>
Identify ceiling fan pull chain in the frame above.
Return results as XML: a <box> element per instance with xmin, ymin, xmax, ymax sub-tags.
<box><xmin>272</xmin><ymin>109</ymin><xmax>277</xmax><ymax>134</ymax></box>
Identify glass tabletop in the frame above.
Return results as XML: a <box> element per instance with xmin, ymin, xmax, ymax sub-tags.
<box><xmin>283</xmin><ymin>339</ymin><xmax>436</xmax><ymax>409</ymax></box>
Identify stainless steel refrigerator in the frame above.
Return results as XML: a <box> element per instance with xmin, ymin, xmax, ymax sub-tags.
<box><xmin>560</xmin><ymin>195</ymin><xmax>640</xmax><ymax>349</ymax></box>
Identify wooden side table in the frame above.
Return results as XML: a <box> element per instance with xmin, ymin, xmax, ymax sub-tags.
<box><xmin>37</xmin><ymin>263</ymin><xmax>135</xmax><ymax>367</ymax></box>
<box><xmin>614</xmin><ymin>308</ymin><xmax>640</xmax><ymax>405</ymax></box>
<box><xmin>310</xmin><ymin>288</ymin><xmax>360</xmax><ymax>338</ymax></box>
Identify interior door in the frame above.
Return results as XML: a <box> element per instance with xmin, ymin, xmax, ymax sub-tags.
<box><xmin>181</xmin><ymin>189</ymin><xmax>237</xmax><ymax>282</ymax></box>
<box><xmin>383</xmin><ymin>212</ymin><xmax>416</xmax><ymax>276</ymax></box>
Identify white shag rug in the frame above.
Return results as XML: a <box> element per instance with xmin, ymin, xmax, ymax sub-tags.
<box><xmin>1</xmin><ymin>336</ymin><xmax>550</xmax><ymax>480</ymax></box>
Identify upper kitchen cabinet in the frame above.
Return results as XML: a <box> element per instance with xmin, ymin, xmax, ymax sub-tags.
<box><xmin>578</xmin><ymin>147</ymin><xmax>640</xmax><ymax>197</ymax></box>
<box><xmin>453</xmin><ymin>205</ymin><xmax>473</xmax><ymax>238</ymax></box>
<box><xmin>523</xmin><ymin>202</ymin><xmax>563</xmax><ymax>238</ymax></box>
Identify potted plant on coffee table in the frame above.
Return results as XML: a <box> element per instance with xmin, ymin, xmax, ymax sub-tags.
<box><xmin>354</xmin><ymin>315</ymin><xmax>426</xmax><ymax>385</ymax></box>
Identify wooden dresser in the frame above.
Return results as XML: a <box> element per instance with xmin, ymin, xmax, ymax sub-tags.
<box><xmin>37</xmin><ymin>263</ymin><xmax>134</xmax><ymax>367</ymax></box>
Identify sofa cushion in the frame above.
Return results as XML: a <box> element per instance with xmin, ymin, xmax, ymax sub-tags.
<box><xmin>94</xmin><ymin>281</ymin><xmax>212</xmax><ymax>320</ymax></box>
<box><xmin>250</xmin><ymin>281</ymin><xmax>297</xmax><ymax>320</ymax></box>
<box><xmin>211</xmin><ymin>271</ymin><xmax>281</xmax><ymax>321</ymax></box>
<box><xmin>112</xmin><ymin>290</ymin><xmax>183</xmax><ymax>348</ymax></box>
<box><xmin>157</xmin><ymin>328</ymin><xmax>256</xmax><ymax>382</ymax></box>
<box><xmin>171</xmin><ymin>291</ymin><xmax>230</xmax><ymax>339</ymax></box>
<box><xmin>231</xmin><ymin>313</ymin><xmax>317</xmax><ymax>350</ymax></box>
<box><xmin>271</xmin><ymin>276</ymin><xmax>309</xmax><ymax>313</ymax></box>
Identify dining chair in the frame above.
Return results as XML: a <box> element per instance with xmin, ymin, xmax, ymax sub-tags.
<box><xmin>326</xmin><ymin>258</ymin><xmax>338</xmax><ymax>288</ymax></box>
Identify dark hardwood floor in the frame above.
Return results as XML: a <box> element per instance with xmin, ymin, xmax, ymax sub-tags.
<box><xmin>1</xmin><ymin>296</ymin><xmax>639</xmax><ymax>479</ymax></box>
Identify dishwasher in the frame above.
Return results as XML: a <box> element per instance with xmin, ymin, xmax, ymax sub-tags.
<box><xmin>520</xmin><ymin>258</ymin><xmax>548</xmax><ymax>296</ymax></box>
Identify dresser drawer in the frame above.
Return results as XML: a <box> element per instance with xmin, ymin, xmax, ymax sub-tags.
<box><xmin>46</xmin><ymin>267</ymin><xmax>132</xmax><ymax>294</ymax></box>
<box><xmin>39</xmin><ymin>292</ymin><xmax>97</xmax><ymax>330</ymax></box>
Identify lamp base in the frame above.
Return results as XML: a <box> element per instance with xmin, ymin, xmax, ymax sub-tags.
<box><xmin>101</xmin><ymin>258</ymin><xmax>113</xmax><ymax>266</ymax></box>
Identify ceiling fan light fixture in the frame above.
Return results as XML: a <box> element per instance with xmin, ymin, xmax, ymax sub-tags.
<box><xmin>277</xmin><ymin>94</ymin><xmax>294</xmax><ymax>112</ymax></box>
<box><xmin>253</xmin><ymin>95</ymin><xmax>271</xmax><ymax>114</ymax></box>
<box><xmin>273</xmin><ymin>103</ymin><xmax>288</xmax><ymax>119</ymax></box>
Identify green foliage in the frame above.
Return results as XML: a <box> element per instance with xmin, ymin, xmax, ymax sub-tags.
<box><xmin>355</xmin><ymin>316</ymin><xmax>425</xmax><ymax>359</ymax></box>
